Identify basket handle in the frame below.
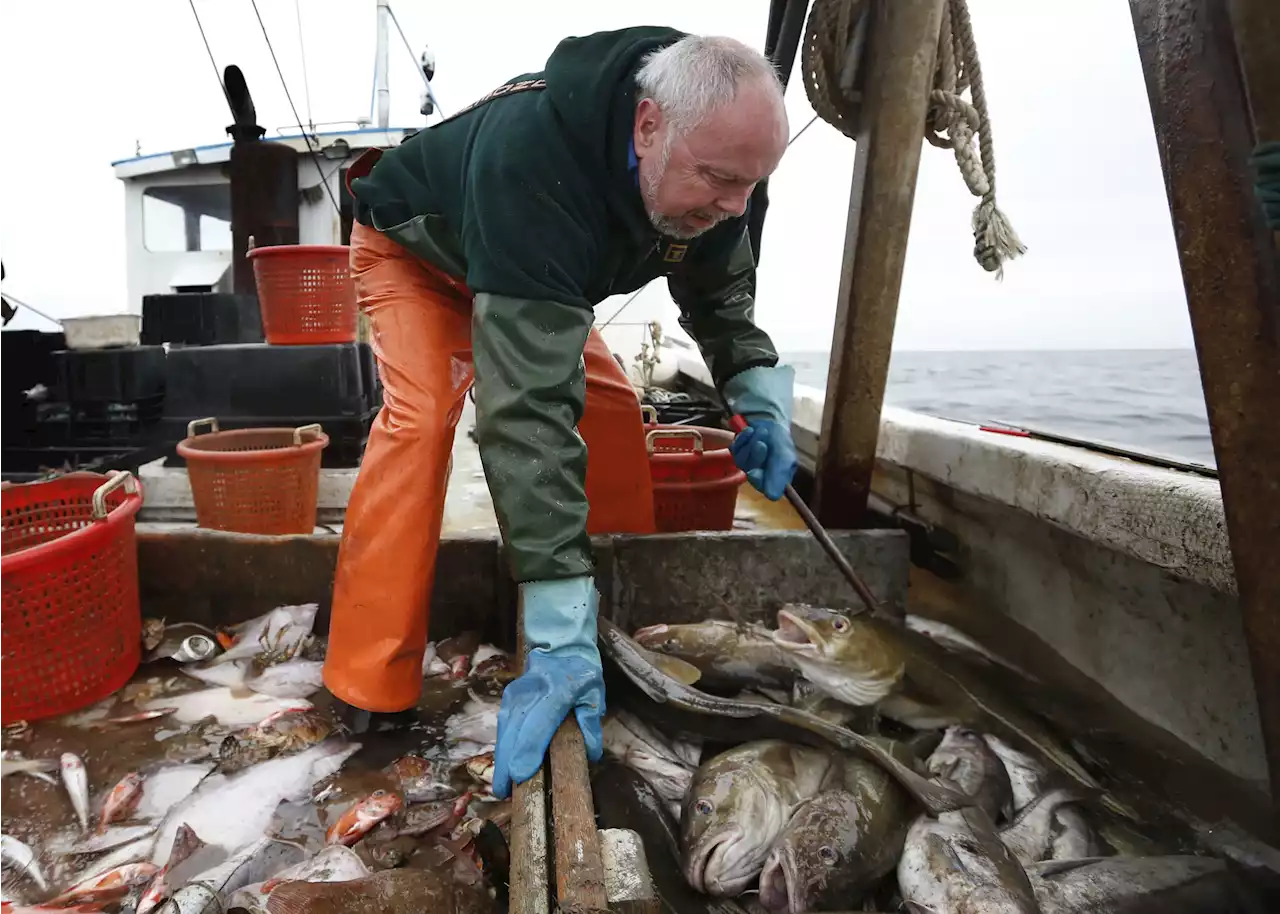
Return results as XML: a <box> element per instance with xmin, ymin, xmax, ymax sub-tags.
<box><xmin>93</xmin><ymin>471</ymin><xmax>139</xmax><ymax>520</ymax></box>
<box><xmin>294</xmin><ymin>423</ymin><xmax>324</xmax><ymax>446</ymax></box>
<box><xmin>645</xmin><ymin>427</ymin><xmax>703</xmax><ymax>455</ymax></box>
<box><xmin>640</xmin><ymin>405</ymin><xmax>658</xmax><ymax>425</ymax></box>
<box><xmin>187</xmin><ymin>417</ymin><xmax>219</xmax><ymax>437</ymax></box>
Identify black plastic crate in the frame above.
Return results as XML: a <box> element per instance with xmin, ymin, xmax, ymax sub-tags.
<box><xmin>54</xmin><ymin>346</ymin><xmax>166</xmax><ymax>405</ymax></box>
<box><xmin>2</xmin><ymin>330</ymin><xmax>67</xmax><ymax>419</ymax></box>
<box><xmin>141</xmin><ymin>292</ymin><xmax>265</xmax><ymax>346</ymax></box>
<box><xmin>163</xmin><ymin>343</ymin><xmax>377</xmax><ymax>419</ymax></box>
<box><xmin>159</xmin><ymin>410</ymin><xmax>376</xmax><ymax>469</ymax></box>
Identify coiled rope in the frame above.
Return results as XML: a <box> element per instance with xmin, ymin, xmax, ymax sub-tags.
<box><xmin>802</xmin><ymin>0</ymin><xmax>1027</xmax><ymax>277</ymax></box>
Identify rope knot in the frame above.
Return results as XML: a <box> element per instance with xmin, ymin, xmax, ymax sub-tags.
<box><xmin>802</xmin><ymin>0</ymin><xmax>1026</xmax><ymax>277</ymax></box>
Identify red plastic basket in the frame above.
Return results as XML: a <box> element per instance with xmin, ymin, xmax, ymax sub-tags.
<box><xmin>247</xmin><ymin>244</ymin><xmax>357</xmax><ymax>345</ymax></box>
<box><xmin>177</xmin><ymin>418</ymin><xmax>329</xmax><ymax>535</ymax></box>
<box><xmin>1</xmin><ymin>471</ymin><xmax>145</xmax><ymax>725</ymax></box>
<box><xmin>645</xmin><ymin>424</ymin><xmax>746</xmax><ymax>532</ymax></box>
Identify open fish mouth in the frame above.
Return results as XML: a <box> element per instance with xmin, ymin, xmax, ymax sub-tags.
<box><xmin>773</xmin><ymin>611</ymin><xmax>819</xmax><ymax>651</ymax></box>
<box><xmin>757</xmin><ymin>848</ymin><xmax>801</xmax><ymax>914</ymax></box>
<box><xmin>686</xmin><ymin>826</ymin><xmax>758</xmax><ymax>896</ymax></box>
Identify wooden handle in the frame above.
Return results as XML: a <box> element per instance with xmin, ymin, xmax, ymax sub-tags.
<box><xmin>510</xmin><ymin>609</ymin><xmax>550</xmax><ymax>914</ymax></box>
<box><xmin>550</xmin><ymin>720</ymin><xmax>609</xmax><ymax>914</ymax></box>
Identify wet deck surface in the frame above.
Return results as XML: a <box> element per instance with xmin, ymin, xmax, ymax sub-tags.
<box><xmin>138</xmin><ymin>399</ymin><xmax>808</xmax><ymax>537</ymax></box>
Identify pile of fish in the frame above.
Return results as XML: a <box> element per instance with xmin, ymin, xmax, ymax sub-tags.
<box><xmin>1</xmin><ymin>605</ymin><xmax>511</xmax><ymax>914</ymax></box>
<box><xmin>591</xmin><ymin>607</ymin><xmax>1280</xmax><ymax>914</ymax></box>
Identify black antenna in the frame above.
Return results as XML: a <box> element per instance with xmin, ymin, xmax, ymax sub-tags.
<box><xmin>224</xmin><ymin>65</ymin><xmax>265</xmax><ymax>142</ymax></box>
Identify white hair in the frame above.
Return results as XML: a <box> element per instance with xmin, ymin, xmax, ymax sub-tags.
<box><xmin>635</xmin><ymin>35</ymin><xmax>785</xmax><ymax>139</ymax></box>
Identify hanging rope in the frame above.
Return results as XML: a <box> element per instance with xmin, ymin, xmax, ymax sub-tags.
<box><xmin>802</xmin><ymin>0</ymin><xmax>1026</xmax><ymax>277</ymax></box>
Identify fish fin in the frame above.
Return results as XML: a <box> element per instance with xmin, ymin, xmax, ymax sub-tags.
<box><xmin>903</xmin><ymin>902</ymin><xmax>940</xmax><ymax>914</ymax></box>
<box><xmin>1030</xmin><ymin>856</ymin><xmax>1111</xmax><ymax>878</ymax></box>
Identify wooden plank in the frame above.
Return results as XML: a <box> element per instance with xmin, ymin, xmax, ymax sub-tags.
<box><xmin>812</xmin><ymin>0</ymin><xmax>947</xmax><ymax>528</ymax></box>
<box><xmin>550</xmin><ymin>721</ymin><xmax>609</xmax><ymax>914</ymax></box>
<box><xmin>510</xmin><ymin>613</ymin><xmax>550</xmax><ymax>914</ymax></box>
<box><xmin>598</xmin><ymin>828</ymin><xmax>660</xmax><ymax>914</ymax></box>
<box><xmin>1129</xmin><ymin>0</ymin><xmax>1280</xmax><ymax>803</ymax></box>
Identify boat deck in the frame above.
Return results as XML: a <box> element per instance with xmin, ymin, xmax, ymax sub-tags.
<box><xmin>136</xmin><ymin>397</ymin><xmax>807</xmax><ymax>534</ymax></box>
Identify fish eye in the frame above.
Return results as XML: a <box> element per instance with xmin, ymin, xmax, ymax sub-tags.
<box><xmin>694</xmin><ymin>799</ymin><xmax>714</xmax><ymax>816</ymax></box>
<box><xmin>818</xmin><ymin>845</ymin><xmax>838</xmax><ymax>865</ymax></box>
<box><xmin>832</xmin><ymin>616</ymin><xmax>850</xmax><ymax>632</ymax></box>
<box><xmin>371</xmin><ymin>790</ymin><xmax>386</xmax><ymax>799</ymax></box>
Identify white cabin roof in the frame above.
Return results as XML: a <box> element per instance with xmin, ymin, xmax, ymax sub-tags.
<box><xmin>111</xmin><ymin>126</ymin><xmax>420</xmax><ymax>180</ymax></box>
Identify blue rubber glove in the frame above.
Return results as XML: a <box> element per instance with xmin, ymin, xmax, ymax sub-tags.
<box><xmin>724</xmin><ymin>365</ymin><xmax>798</xmax><ymax>501</ymax></box>
<box><xmin>491</xmin><ymin>575</ymin><xmax>605</xmax><ymax>800</ymax></box>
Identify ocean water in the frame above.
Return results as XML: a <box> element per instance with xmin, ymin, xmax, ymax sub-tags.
<box><xmin>784</xmin><ymin>349</ymin><xmax>1216</xmax><ymax>467</ymax></box>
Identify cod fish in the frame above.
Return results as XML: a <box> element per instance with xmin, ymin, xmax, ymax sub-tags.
<box><xmin>925</xmin><ymin>727</ymin><xmax>1012</xmax><ymax>822</ymax></box>
<box><xmin>985</xmin><ymin>735</ymin><xmax>1098</xmax><ymax>860</ymax></box>
<box><xmin>591</xmin><ymin>760</ymin><xmax>748</xmax><ymax>914</ymax></box>
<box><xmin>265</xmin><ymin>867</ymin><xmax>495</xmax><ymax>914</ymax></box>
<box><xmin>1027</xmin><ymin>854</ymin><xmax>1275</xmax><ymax>913</ymax></box>
<box><xmin>906</xmin><ymin>615</ymin><xmax>1038</xmax><ymax>682</ymax></box>
<box><xmin>602</xmin><ymin>710</ymin><xmax>700</xmax><ymax>815</ymax></box>
<box><xmin>681</xmin><ymin>741</ymin><xmax>836</xmax><ymax>897</ymax></box>
<box><xmin>634</xmin><ymin>620</ymin><xmax>797</xmax><ymax>692</ymax></box>
<box><xmin>1000</xmin><ymin>788</ymin><xmax>1095</xmax><ymax>867</ymax></box>
<box><xmin>769</xmin><ymin>605</ymin><xmax>1109</xmax><ymax>810</ymax></box>
<box><xmin>598</xmin><ymin>616</ymin><xmax>969</xmax><ymax>815</ymax></box>
<box><xmin>898</xmin><ymin>812</ymin><xmax>1040</xmax><ymax>914</ymax></box>
<box><xmin>758</xmin><ymin>756</ymin><xmax>912</xmax><ymax>914</ymax></box>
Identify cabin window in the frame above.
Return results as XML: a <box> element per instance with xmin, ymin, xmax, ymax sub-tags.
<box><xmin>142</xmin><ymin>184</ymin><xmax>233</xmax><ymax>252</ymax></box>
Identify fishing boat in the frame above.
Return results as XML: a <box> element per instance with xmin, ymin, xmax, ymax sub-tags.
<box><xmin>2</xmin><ymin>2</ymin><xmax>1276</xmax><ymax>902</ymax></box>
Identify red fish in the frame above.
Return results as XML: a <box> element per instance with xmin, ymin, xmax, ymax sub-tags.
<box><xmin>43</xmin><ymin>862</ymin><xmax>158</xmax><ymax>906</ymax></box>
<box><xmin>325</xmin><ymin>789</ymin><xmax>403</xmax><ymax>846</ymax></box>
<box><xmin>98</xmin><ymin>772</ymin><xmax>143</xmax><ymax>832</ymax></box>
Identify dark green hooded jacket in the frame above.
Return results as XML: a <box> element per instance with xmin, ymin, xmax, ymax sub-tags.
<box><xmin>350</xmin><ymin>25</ymin><xmax>781</xmax><ymax>583</ymax></box>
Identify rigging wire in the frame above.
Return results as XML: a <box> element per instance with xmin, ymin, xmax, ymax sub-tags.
<box><xmin>294</xmin><ymin>0</ymin><xmax>314</xmax><ymax>131</ymax></box>
<box><xmin>599</xmin><ymin>111</ymin><xmax>823</xmax><ymax>330</ymax></box>
<box><xmin>186</xmin><ymin>0</ymin><xmax>231</xmax><ymax>109</ymax></box>
<box><xmin>249</xmin><ymin>0</ymin><xmax>342</xmax><ymax>216</ymax></box>
<box><xmin>385</xmin><ymin>4</ymin><xmax>447</xmax><ymax>119</ymax></box>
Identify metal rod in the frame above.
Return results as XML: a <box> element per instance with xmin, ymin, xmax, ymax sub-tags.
<box><xmin>729</xmin><ymin>415</ymin><xmax>882</xmax><ymax>615</ymax></box>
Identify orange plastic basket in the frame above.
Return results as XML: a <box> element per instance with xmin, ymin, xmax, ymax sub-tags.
<box><xmin>247</xmin><ymin>244</ymin><xmax>357</xmax><ymax>345</ymax></box>
<box><xmin>1</xmin><ymin>471</ymin><xmax>145</xmax><ymax>724</ymax></box>
<box><xmin>645</xmin><ymin>423</ymin><xmax>746</xmax><ymax>532</ymax></box>
<box><xmin>177</xmin><ymin>419</ymin><xmax>329</xmax><ymax>535</ymax></box>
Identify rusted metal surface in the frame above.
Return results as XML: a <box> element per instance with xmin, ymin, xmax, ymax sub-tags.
<box><xmin>812</xmin><ymin>0</ymin><xmax>947</xmax><ymax>528</ymax></box>
<box><xmin>229</xmin><ymin>140</ymin><xmax>300</xmax><ymax>295</ymax></box>
<box><xmin>1227</xmin><ymin>0</ymin><xmax>1280</xmax><ymax>140</ymax></box>
<box><xmin>1129</xmin><ymin>0</ymin><xmax>1280</xmax><ymax>802</ymax></box>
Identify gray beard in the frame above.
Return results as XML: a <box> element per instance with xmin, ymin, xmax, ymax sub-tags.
<box><xmin>641</xmin><ymin>140</ymin><xmax>723</xmax><ymax>240</ymax></box>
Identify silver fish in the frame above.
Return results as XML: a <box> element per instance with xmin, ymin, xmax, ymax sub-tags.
<box><xmin>1049</xmin><ymin>807</ymin><xmax>1098</xmax><ymax>860</ymax></box>
<box><xmin>926</xmin><ymin>727</ymin><xmax>1013</xmax><ymax>822</ymax></box>
<box><xmin>0</xmin><ymin>753</ymin><xmax>57</xmax><ymax>785</ymax></box>
<box><xmin>984</xmin><ymin>734</ymin><xmax>1050</xmax><ymax>812</ymax></box>
<box><xmin>898</xmin><ymin>812</ymin><xmax>1040</xmax><ymax>914</ymax></box>
<box><xmin>603</xmin><ymin>711</ymin><xmax>699</xmax><ymax>814</ymax></box>
<box><xmin>1028</xmin><ymin>855</ymin><xmax>1248</xmax><ymax>913</ymax></box>
<box><xmin>64</xmin><ymin>824</ymin><xmax>159</xmax><ymax>856</ymax></box>
<box><xmin>681</xmin><ymin>741</ymin><xmax>837</xmax><ymax>897</ymax></box>
<box><xmin>1000</xmin><ymin>788</ymin><xmax>1095</xmax><ymax>866</ymax></box>
<box><xmin>60</xmin><ymin>752</ymin><xmax>91</xmax><ymax>832</ymax></box>
<box><xmin>1</xmin><ymin>834</ymin><xmax>48</xmax><ymax>891</ymax></box>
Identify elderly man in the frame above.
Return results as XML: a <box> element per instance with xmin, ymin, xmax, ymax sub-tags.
<box><xmin>323</xmin><ymin>25</ymin><xmax>798</xmax><ymax>797</ymax></box>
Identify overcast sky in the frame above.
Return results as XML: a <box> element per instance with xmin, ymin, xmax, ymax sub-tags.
<box><xmin>0</xmin><ymin>0</ymin><xmax>1192</xmax><ymax>352</ymax></box>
